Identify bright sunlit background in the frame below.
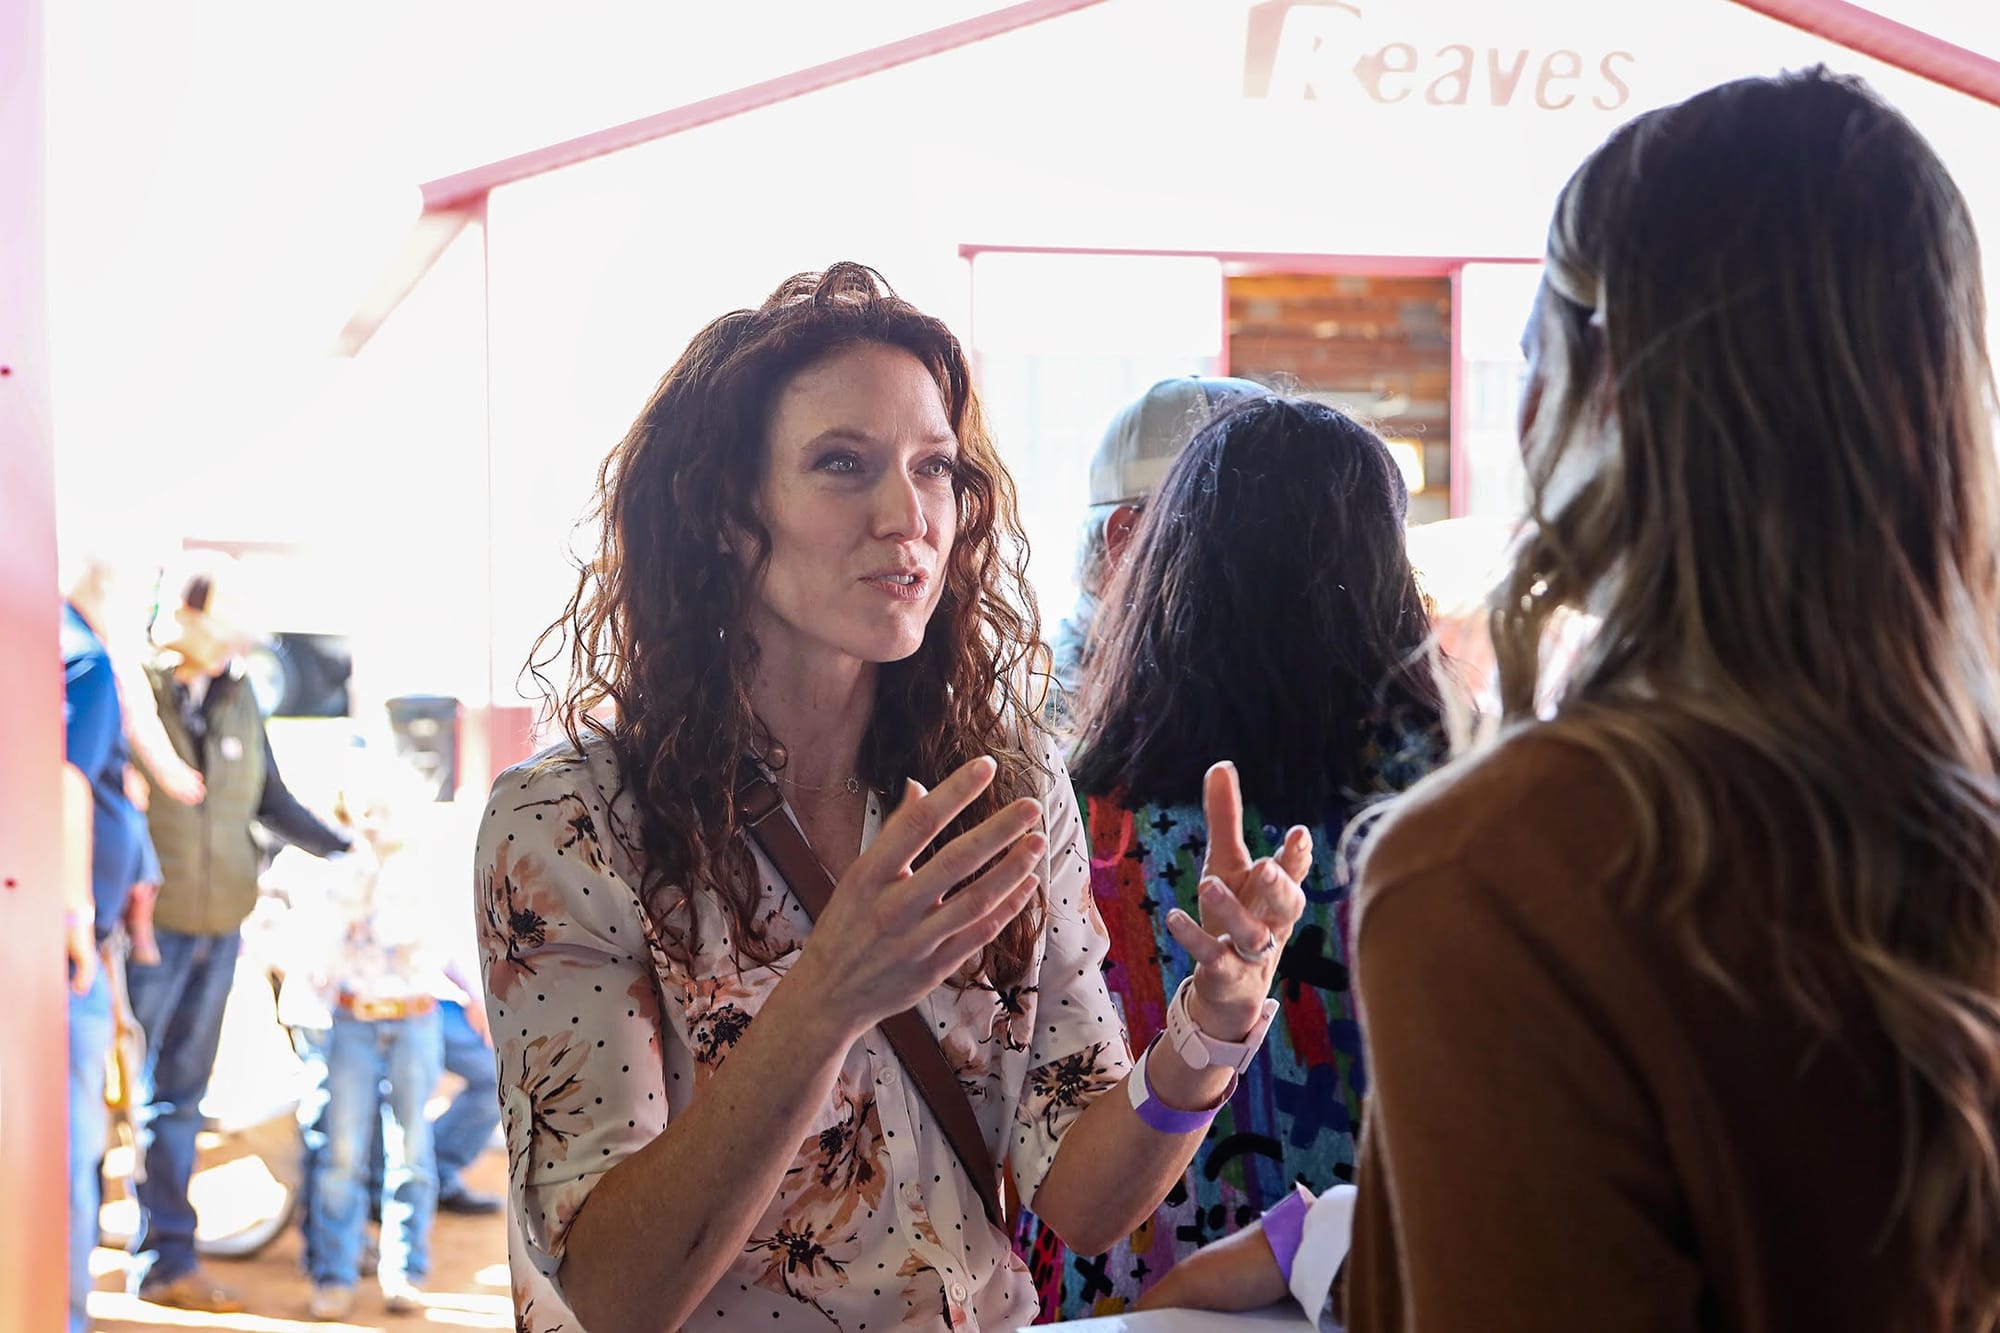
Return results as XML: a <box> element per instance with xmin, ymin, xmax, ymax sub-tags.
<box><xmin>41</xmin><ymin>0</ymin><xmax>2000</xmax><ymax>767</ymax></box>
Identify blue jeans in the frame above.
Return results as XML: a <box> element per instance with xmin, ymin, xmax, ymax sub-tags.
<box><xmin>125</xmin><ymin>926</ymin><xmax>241</xmax><ymax>1288</ymax></box>
<box><xmin>69</xmin><ymin>962</ymin><xmax>112</xmax><ymax>1333</ymax></box>
<box><xmin>297</xmin><ymin>997</ymin><xmax>494</xmax><ymax>1274</ymax></box>
<box><xmin>298</xmin><ymin>1008</ymin><xmax>443</xmax><ymax>1287</ymax></box>
<box><xmin>432</xmin><ymin>1000</ymin><xmax>499</xmax><ymax>1192</ymax></box>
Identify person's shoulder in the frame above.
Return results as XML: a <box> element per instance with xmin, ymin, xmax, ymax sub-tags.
<box><xmin>1353</xmin><ymin>728</ymin><xmax>1644</xmax><ymax>991</ymax></box>
<box><xmin>488</xmin><ymin>740</ymin><xmax>602</xmax><ymax>804</ymax></box>
<box><xmin>477</xmin><ymin>741</ymin><xmax>621</xmax><ymax>853</ymax></box>
<box><xmin>1359</xmin><ymin>724</ymin><xmax>1623</xmax><ymax>895</ymax></box>
<box><xmin>476</xmin><ymin>739</ymin><xmax>643</xmax><ymax>914</ymax></box>
<box><xmin>60</xmin><ymin>604</ymin><xmax>109</xmax><ymax>671</ymax></box>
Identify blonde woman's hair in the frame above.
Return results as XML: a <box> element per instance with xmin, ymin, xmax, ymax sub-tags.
<box><xmin>1500</xmin><ymin>68</ymin><xmax>2000</xmax><ymax>1325</ymax></box>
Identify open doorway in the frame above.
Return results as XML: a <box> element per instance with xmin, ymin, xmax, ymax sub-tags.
<box><xmin>961</xmin><ymin>246</ymin><xmax>1542</xmax><ymax>614</ymax></box>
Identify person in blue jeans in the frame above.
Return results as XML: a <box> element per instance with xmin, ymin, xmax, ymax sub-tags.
<box><xmin>292</xmin><ymin>986</ymin><xmax>501</xmax><ymax>1282</ymax></box>
<box><xmin>278</xmin><ymin>754</ymin><xmax>450</xmax><ymax>1321</ymax></box>
<box><xmin>321</xmin><ymin>992</ymin><xmax>501</xmax><ymax>1220</ymax></box>
<box><xmin>128</xmin><ymin>556</ymin><xmax>350</xmax><ymax>1313</ymax></box>
<box><xmin>66</xmin><ymin>962</ymin><xmax>116</xmax><ymax>1333</ymax></box>
<box><xmin>293</xmin><ymin>1005</ymin><xmax>444</xmax><ymax>1320</ymax></box>
<box><xmin>430</xmin><ymin>992</ymin><xmax>502</xmax><ymax>1213</ymax></box>
<box><xmin>61</xmin><ymin>553</ymin><xmax>166</xmax><ymax>1333</ymax></box>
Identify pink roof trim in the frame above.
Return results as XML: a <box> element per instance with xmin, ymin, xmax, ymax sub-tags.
<box><xmin>419</xmin><ymin>0</ymin><xmax>1113</xmax><ymax>212</ymax></box>
<box><xmin>419</xmin><ymin>0</ymin><xmax>1998</xmax><ymax>215</ymax></box>
<box><xmin>1730</xmin><ymin>0</ymin><xmax>2000</xmax><ymax>105</ymax></box>
<box><xmin>959</xmin><ymin>243</ymin><xmax>1540</xmax><ymax>274</ymax></box>
<box><xmin>333</xmin><ymin>204</ymin><xmax>477</xmax><ymax>357</ymax></box>
<box><xmin>337</xmin><ymin>0</ymin><xmax>1999</xmax><ymax>355</ymax></box>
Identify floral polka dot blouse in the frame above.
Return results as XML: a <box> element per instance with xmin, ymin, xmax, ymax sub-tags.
<box><xmin>475</xmin><ymin>741</ymin><xmax>1131</xmax><ymax>1332</ymax></box>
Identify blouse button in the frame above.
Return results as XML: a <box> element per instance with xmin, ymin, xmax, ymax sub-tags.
<box><xmin>901</xmin><ymin>1182</ymin><xmax>921</xmax><ymax>1205</ymax></box>
<box><xmin>949</xmin><ymin>1281</ymin><xmax>969</xmax><ymax>1302</ymax></box>
<box><xmin>877</xmin><ymin>1066</ymin><xmax>898</xmax><ymax>1086</ymax></box>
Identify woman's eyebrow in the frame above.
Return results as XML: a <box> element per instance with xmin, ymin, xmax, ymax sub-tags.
<box><xmin>801</xmin><ymin>427</ymin><xmax>958</xmax><ymax>449</ymax></box>
<box><xmin>801</xmin><ymin>426</ymin><xmax>880</xmax><ymax>450</ymax></box>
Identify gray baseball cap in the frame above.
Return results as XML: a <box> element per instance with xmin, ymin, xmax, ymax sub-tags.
<box><xmin>1088</xmin><ymin>376</ymin><xmax>1267</xmax><ymax>507</ymax></box>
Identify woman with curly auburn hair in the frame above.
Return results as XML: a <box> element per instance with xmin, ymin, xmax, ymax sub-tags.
<box><xmin>1345</xmin><ymin>70</ymin><xmax>2000</xmax><ymax>1332</ymax></box>
<box><xmin>474</xmin><ymin>264</ymin><xmax>1312</xmax><ymax>1333</ymax></box>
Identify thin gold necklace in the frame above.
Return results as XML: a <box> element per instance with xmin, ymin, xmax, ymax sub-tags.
<box><xmin>776</xmin><ymin>771</ymin><xmax>862</xmax><ymax>795</ymax></box>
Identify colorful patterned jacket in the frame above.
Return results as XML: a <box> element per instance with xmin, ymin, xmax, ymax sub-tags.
<box><xmin>1013</xmin><ymin>711</ymin><xmax>1447</xmax><ymax>1322</ymax></box>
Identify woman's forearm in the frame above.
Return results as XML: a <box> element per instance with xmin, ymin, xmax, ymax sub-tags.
<box><xmin>560</xmin><ymin>974</ymin><xmax>861</xmax><ymax>1333</ymax></box>
<box><xmin>1039</xmin><ymin>778</ymin><xmax>1306</xmax><ymax>1256</ymax></box>
<box><xmin>1029</xmin><ymin>1037</ymin><xmax>1236</xmax><ymax>1256</ymax></box>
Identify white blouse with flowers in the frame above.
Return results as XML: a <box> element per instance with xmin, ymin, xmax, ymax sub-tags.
<box><xmin>474</xmin><ymin>740</ymin><xmax>1131</xmax><ymax>1333</ymax></box>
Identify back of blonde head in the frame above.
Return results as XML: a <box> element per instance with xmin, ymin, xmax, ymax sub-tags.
<box><xmin>1502</xmin><ymin>69</ymin><xmax>2000</xmax><ymax>1325</ymax></box>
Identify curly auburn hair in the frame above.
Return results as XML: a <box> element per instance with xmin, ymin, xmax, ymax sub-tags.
<box><xmin>531</xmin><ymin>263</ymin><xmax>1048</xmax><ymax>988</ymax></box>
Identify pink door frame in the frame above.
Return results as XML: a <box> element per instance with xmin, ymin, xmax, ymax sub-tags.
<box><xmin>0</xmin><ymin>0</ymin><xmax>70</xmax><ymax>1324</ymax></box>
<box><xmin>958</xmin><ymin>242</ymin><xmax>1541</xmax><ymax>518</ymax></box>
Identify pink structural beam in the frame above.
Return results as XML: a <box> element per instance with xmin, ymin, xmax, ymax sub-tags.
<box><xmin>334</xmin><ymin>204</ymin><xmax>475</xmax><ymax>358</ymax></box>
<box><xmin>407</xmin><ymin>0</ymin><xmax>2000</xmax><ymax>219</ymax></box>
<box><xmin>338</xmin><ymin>0</ymin><xmax>1112</xmax><ymax>353</ymax></box>
<box><xmin>418</xmin><ymin>0</ymin><xmax>1114</xmax><ymax>213</ymax></box>
<box><xmin>1730</xmin><ymin>0</ymin><xmax>2000</xmax><ymax>105</ymax></box>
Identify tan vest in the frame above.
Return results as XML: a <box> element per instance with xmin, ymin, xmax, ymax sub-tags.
<box><xmin>143</xmin><ymin>662</ymin><xmax>268</xmax><ymax>936</ymax></box>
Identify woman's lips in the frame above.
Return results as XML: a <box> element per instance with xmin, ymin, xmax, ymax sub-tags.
<box><xmin>861</xmin><ymin>570</ymin><xmax>929</xmax><ymax>601</ymax></box>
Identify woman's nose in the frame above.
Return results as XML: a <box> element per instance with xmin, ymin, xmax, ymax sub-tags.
<box><xmin>873</xmin><ymin>472</ymin><xmax>927</xmax><ymax>542</ymax></box>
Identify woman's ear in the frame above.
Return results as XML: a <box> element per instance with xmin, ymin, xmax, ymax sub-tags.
<box><xmin>1104</xmin><ymin>503</ymin><xmax>1144</xmax><ymax>570</ymax></box>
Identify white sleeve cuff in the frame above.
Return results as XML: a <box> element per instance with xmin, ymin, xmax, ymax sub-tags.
<box><xmin>1288</xmin><ymin>1184</ymin><xmax>1357</xmax><ymax>1323</ymax></box>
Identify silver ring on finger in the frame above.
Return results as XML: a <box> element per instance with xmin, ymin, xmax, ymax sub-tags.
<box><xmin>1229</xmin><ymin>931</ymin><xmax>1280</xmax><ymax>963</ymax></box>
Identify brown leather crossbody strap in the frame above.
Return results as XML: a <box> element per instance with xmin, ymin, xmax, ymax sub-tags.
<box><xmin>736</xmin><ymin>766</ymin><xmax>1006</xmax><ymax>1231</ymax></box>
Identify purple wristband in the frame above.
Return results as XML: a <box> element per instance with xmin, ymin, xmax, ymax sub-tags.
<box><xmin>1128</xmin><ymin>1036</ymin><xmax>1236</xmax><ymax>1134</ymax></box>
<box><xmin>1260</xmin><ymin>1186</ymin><xmax>1313</xmax><ymax>1284</ymax></box>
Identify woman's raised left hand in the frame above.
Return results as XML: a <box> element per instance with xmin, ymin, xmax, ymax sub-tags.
<box><xmin>1163</xmin><ymin>761</ymin><xmax>1312</xmax><ymax>1040</ymax></box>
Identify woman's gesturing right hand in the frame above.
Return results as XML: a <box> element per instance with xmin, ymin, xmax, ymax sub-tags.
<box><xmin>784</xmin><ymin>756</ymin><xmax>1044</xmax><ymax>1038</ymax></box>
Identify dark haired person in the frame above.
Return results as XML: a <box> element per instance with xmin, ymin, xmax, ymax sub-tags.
<box><xmin>475</xmin><ymin>264</ymin><xmax>1314</xmax><ymax>1332</ymax></box>
<box><xmin>1016</xmin><ymin>394</ymin><xmax>1448</xmax><ymax>1320</ymax></box>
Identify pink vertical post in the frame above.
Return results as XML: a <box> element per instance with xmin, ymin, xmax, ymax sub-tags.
<box><xmin>1219</xmin><ymin>268</ymin><xmax>1234</xmax><ymax>376</ymax></box>
<box><xmin>456</xmin><ymin>198</ymin><xmax>496</xmax><ymax>802</ymax></box>
<box><xmin>0</xmin><ymin>0</ymin><xmax>71</xmax><ymax>1324</ymax></box>
<box><xmin>1448</xmin><ymin>264</ymin><xmax>1467</xmax><ymax>518</ymax></box>
<box><xmin>457</xmin><ymin>196</ymin><xmax>535</xmax><ymax>795</ymax></box>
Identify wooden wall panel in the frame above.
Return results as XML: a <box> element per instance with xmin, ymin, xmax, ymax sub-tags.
<box><xmin>1226</xmin><ymin>272</ymin><xmax>1453</xmax><ymax>522</ymax></box>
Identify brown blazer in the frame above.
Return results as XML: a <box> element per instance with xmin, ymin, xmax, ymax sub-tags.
<box><xmin>1345</xmin><ymin>731</ymin><xmax>1919</xmax><ymax>1333</ymax></box>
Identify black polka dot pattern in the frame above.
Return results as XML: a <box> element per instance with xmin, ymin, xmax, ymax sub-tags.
<box><xmin>474</xmin><ymin>739</ymin><xmax>1128</xmax><ymax>1330</ymax></box>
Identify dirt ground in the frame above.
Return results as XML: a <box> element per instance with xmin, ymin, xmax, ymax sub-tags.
<box><xmin>86</xmin><ymin>1147</ymin><xmax>513</xmax><ymax>1333</ymax></box>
